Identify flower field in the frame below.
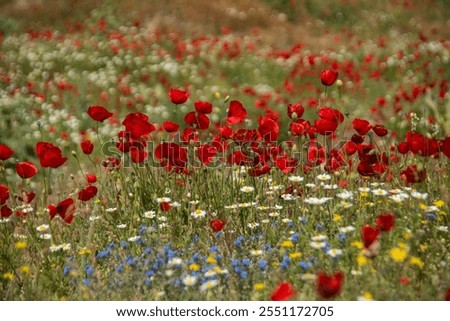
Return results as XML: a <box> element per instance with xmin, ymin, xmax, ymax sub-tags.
<box><xmin>0</xmin><ymin>0</ymin><xmax>449</xmax><ymax>301</ymax></box>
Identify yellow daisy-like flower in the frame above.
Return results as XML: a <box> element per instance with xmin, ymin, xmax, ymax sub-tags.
<box><xmin>351</xmin><ymin>241</ymin><xmax>364</xmax><ymax>250</ymax></box>
<box><xmin>419</xmin><ymin>244</ymin><xmax>428</xmax><ymax>252</ymax></box>
<box><xmin>206</xmin><ymin>256</ymin><xmax>217</xmax><ymax>264</ymax></box>
<box><xmin>254</xmin><ymin>283</ymin><xmax>265</xmax><ymax>291</ymax></box>
<box><xmin>289</xmin><ymin>252</ymin><xmax>302</xmax><ymax>259</ymax></box>
<box><xmin>433</xmin><ymin>200</ymin><xmax>445</xmax><ymax>207</ymax></box>
<box><xmin>78</xmin><ymin>248</ymin><xmax>92</xmax><ymax>255</ymax></box>
<box><xmin>403</xmin><ymin>229</ymin><xmax>413</xmax><ymax>240</ymax></box>
<box><xmin>409</xmin><ymin>256</ymin><xmax>424</xmax><ymax>269</ymax></box>
<box><xmin>15</xmin><ymin>241</ymin><xmax>27</xmax><ymax>249</ymax></box>
<box><xmin>189</xmin><ymin>263</ymin><xmax>200</xmax><ymax>271</ymax></box>
<box><xmin>281</xmin><ymin>240</ymin><xmax>294</xmax><ymax>248</ymax></box>
<box><xmin>357</xmin><ymin>253</ymin><xmax>369</xmax><ymax>267</ymax></box>
<box><xmin>390</xmin><ymin>247</ymin><xmax>408</xmax><ymax>262</ymax></box>
<box><xmin>20</xmin><ymin>265</ymin><xmax>30</xmax><ymax>274</ymax></box>
<box><xmin>333</xmin><ymin>214</ymin><xmax>342</xmax><ymax>222</ymax></box>
<box><xmin>360</xmin><ymin>292</ymin><xmax>373</xmax><ymax>301</ymax></box>
<box><xmin>2</xmin><ymin>272</ymin><xmax>14</xmax><ymax>280</ymax></box>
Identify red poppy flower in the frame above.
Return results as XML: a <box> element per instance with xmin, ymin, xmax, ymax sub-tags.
<box><xmin>160</xmin><ymin>202</ymin><xmax>171</xmax><ymax>211</ymax></box>
<box><xmin>441</xmin><ymin>137</ymin><xmax>450</xmax><ymax>158</ymax></box>
<box><xmin>0</xmin><ymin>144</ymin><xmax>14</xmax><ymax>160</ymax></box>
<box><xmin>130</xmin><ymin>148</ymin><xmax>148</xmax><ymax>163</ymax></box>
<box><xmin>85</xmin><ymin>173</ymin><xmax>97</xmax><ymax>183</ymax></box>
<box><xmin>287</xmin><ymin>103</ymin><xmax>304</xmax><ymax>119</ymax></box>
<box><xmin>275</xmin><ymin>156</ymin><xmax>297</xmax><ymax>174</ymax></box>
<box><xmin>87</xmin><ymin>105</ymin><xmax>113</xmax><ymax>122</ymax></box>
<box><xmin>352</xmin><ymin>118</ymin><xmax>372</xmax><ymax>135</ymax></box>
<box><xmin>18</xmin><ymin>190</ymin><xmax>36</xmax><ymax>203</ymax></box>
<box><xmin>318</xmin><ymin>107</ymin><xmax>344</xmax><ymax>124</ymax></box>
<box><xmin>400</xmin><ymin>277</ymin><xmax>411</xmax><ymax>285</ymax></box>
<box><xmin>102</xmin><ymin>156</ymin><xmax>121</xmax><ymax>170</ymax></box>
<box><xmin>0</xmin><ymin>184</ymin><xmax>9</xmax><ymax>205</ymax></box>
<box><xmin>372</xmin><ymin>124</ymin><xmax>388</xmax><ymax>137</ymax></box>
<box><xmin>316</xmin><ymin>271</ymin><xmax>344</xmax><ymax>299</ymax></box>
<box><xmin>344</xmin><ymin>141</ymin><xmax>358</xmax><ymax>155</ymax></box>
<box><xmin>320</xmin><ymin>70</ymin><xmax>339</xmax><ymax>86</ymax></box>
<box><xmin>397</xmin><ymin>142</ymin><xmax>409</xmax><ymax>154</ymax></box>
<box><xmin>406</xmin><ymin>131</ymin><xmax>438</xmax><ymax>157</ymax></box>
<box><xmin>226</xmin><ymin>100</ymin><xmax>248</xmax><ymax>125</ymax></box>
<box><xmin>270</xmin><ymin>281</ymin><xmax>297</xmax><ymax>301</ymax></box>
<box><xmin>78</xmin><ymin>185</ymin><xmax>98</xmax><ymax>201</ymax></box>
<box><xmin>16</xmin><ymin>161</ymin><xmax>38</xmax><ymax>179</ymax></box>
<box><xmin>155</xmin><ymin>142</ymin><xmax>188</xmax><ymax>166</ymax></box>
<box><xmin>122</xmin><ymin>112</ymin><xmax>155</xmax><ymax>139</ymax></box>
<box><xmin>376</xmin><ymin>213</ymin><xmax>395</xmax><ymax>232</ymax></box>
<box><xmin>1</xmin><ymin>205</ymin><xmax>12</xmax><ymax>218</ymax></box>
<box><xmin>51</xmin><ymin>197</ymin><xmax>76</xmax><ymax>224</ymax></box>
<box><xmin>445</xmin><ymin>286</ymin><xmax>450</xmax><ymax>301</ymax></box>
<box><xmin>400</xmin><ymin>164</ymin><xmax>426</xmax><ymax>184</ymax></box>
<box><xmin>163</xmin><ymin>121</ymin><xmax>180</xmax><ymax>133</ymax></box>
<box><xmin>194</xmin><ymin>100</ymin><xmax>213</xmax><ymax>114</ymax></box>
<box><xmin>80</xmin><ymin>140</ymin><xmax>94</xmax><ymax>155</ymax></box>
<box><xmin>35</xmin><ymin>142</ymin><xmax>68</xmax><ymax>168</ymax></box>
<box><xmin>197</xmin><ymin>144</ymin><xmax>217</xmax><ymax>166</ymax></box>
<box><xmin>314</xmin><ymin>119</ymin><xmax>338</xmax><ymax>136</ymax></box>
<box><xmin>289</xmin><ymin>119</ymin><xmax>311</xmax><ymax>136</ymax></box>
<box><xmin>362</xmin><ymin>225</ymin><xmax>380</xmax><ymax>249</ymax></box>
<box><xmin>169</xmin><ymin>88</ymin><xmax>189</xmax><ymax>104</ymax></box>
<box><xmin>218</xmin><ymin>125</ymin><xmax>233</xmax><ymax>139</ymax></box>
<box><xmin>210</xmin><ymin>219</ymin><xmax>225</xmax><ymax>232</ymax></box>
<box><xmin>184</xmin><ymin>111</ymin><xmax>210</xmax><ymax>130</ymax></box>
<box><xmin>258</xmin><ymin>116</ymin><xmax>279</xmax><ymax>142</ymax></box>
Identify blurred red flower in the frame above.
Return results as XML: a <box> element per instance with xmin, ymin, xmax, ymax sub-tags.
<box><xmin>169</xmin><ymin>88</ymin><xmax>189</xmax><ymax>104</ymax></box>
<box><xmin>270</xmin><ymin>281</ymin><xmax>297</xmax><ymax>301</ymax></box>
<box><xmin>163</xmin><ymin>121</ymin><xmax>180</xmax><ymax>133</ymax></box>
<box><xmin>87</xmin><ymin>105</ymin><xmax>113</xmax><ymax>122</ymax></box>
<box><xmin>122</xmin><ymin>112</ymin><xmax>155</xmax><ymax>139</ymax></box>
<box><xmin>78</xmin><ymin>185</ymin><xmax>98</xmax><ymax>201</ymax></box>
<box><xmin>226</xmin><ymin>100</ymin><xmax>247</xmax><ymax>125</ymax></box>
<box><xmin>352</xmin><ymin>118</ymin><xmax>372</xmax><ymax>135</ymax></box>
<box><xmin>35</xmin><ymin>142</ymin><xmax>68</xmax><ymax>168</ymax></box>
<box><xmin>0</xmin><ymin>184</ymin><xmax>10</xmax><ymax>205</ymax></box>
<box><xmin>316</xmin><ymin>271</ymin><xmax>344</xmax><ymax>299</ymax></box>
<box><xmin>80</xmin><ymin>140</ymin><xmax>94</xmax><ymax>155</ymax></box>
<box><xmin>0</xmin><ymin>144</ymin><xmax>14</xmax><ymax>160</ymax></box>
<box><xmin>210</xmin><ymin>219</ymin><xmax>225</xmax><ymax>232</ymax></box>
<box><xmin>16</xmin><ymin>161</ymin><xmax>38</xmax><ymax>179</ymax></box>
<box><xmin>320</xmin><ymin>70</ymin><xmax>339</xmax><ymax>86</ymax></box>
<box><xmin>376</xmin><ymin>213</ymin><xmax>395</xmax><ymax>232</ymax></box>
<box><xmin>194</xmin><ymin>100</ymin><xmax>213</xmax><ymax>114</ymax></box>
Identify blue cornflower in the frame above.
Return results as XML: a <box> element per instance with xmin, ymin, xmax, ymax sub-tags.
<box><xmin>97</xmin><ymin>249</ymin><xmax>110</xmax><ymax>259</ymax></box>
<box><xmin>210</xmin><ymin>245</ymin><xmax>219</xmax><ymax>252</ymax></box>
<box><xmin>82</xmin><ymin>278</ymin><xmax>91</xmax><ymax>286</ymax></box>
<box><xmin>240</xmin><ymin>271</ymin><xmax>248</xmax><ymax>279</ymax></box>
<box><xmin>120</xmin><ymin>240</ymin><xmax>128</xmax><ymax>248</ymax></box>
<box><xmin>258</xmin><ymin>260</ymin><xmax>267</xmax><ymax>270</ymax></box>
<box><xmin>290</xmin><ymin>233</ymin><xmax>300</xmax><ymax>242</ymax></box>
<box><xmin>116</xmin><ymin>263</ymin><xmax>125</xmax><ymax>273</ymax></box>
<box><xmin>63</xmin><ymin>265</ymin><xmax>72</xmax><ymax>276</ymax></box>
<box><xmin>84</xmin><ymin>264</ymin><xmax>94</xmax><ymax>277</ymax></box>
<box><xmin>299</xmin><ymin>261</ymin><xmax>311</xmax><ymax>269</ymax></box>
<box><xmin>231</xmin><ymin>259</ymin><xmax>240</xmax><ymax>267</ymax></box>
<box><xmin>234</xmin><ymin>236</ymin><xmax>245</xmax><ymax>247</ymax></box>
<box><xmin>280</xmin><ymin>256</ymin><xmax>290</xmax><ymax>269</ymax></box>
<box><xmin>316</xmin><ymin>223</ymin><xmax>324</xmax><ymax>231</ymax></box>
<box><xmin>242</xmin><ymin>258</ymin><xmax>251</xmax><ymax>266</ymax></box>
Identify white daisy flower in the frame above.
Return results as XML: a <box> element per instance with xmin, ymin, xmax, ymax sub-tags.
<box><xmin>336</xmin><ymin>191</ymin><xmax>353</xmax><ymax>199</ymax></box>
<box><xmin>358</xmin><ymin>187</ymin><xmax>371</xmax><ymax>193</ymax></box>
<box><xmin>199</xmin><ymin>279</ymin><xmax>219</xmax><ymax>291</ymax></box>
<box><xmin>410</xmin><ymin>191</ymin><xmax>428</xmax><ymax>200</ymax></box>
<box><xmin>372</xmin><ymin>188</ymin><xmax>388</xmax><ymax>196</ymax></box>
<box><xmin>117</xmin><ymin>224</ymin><xmax>127</xmax><ymax>229</ymax></box>
<box><xmin>309</xmin><ymin>241</ymin><xmax>327</xmax><ymax>249</ymax></box>
<box><xmin>36</xmin><ymin>224</ymin><xmax>49</xmax><ymax>232</ymax></box>
<box><xmin>311</xmin><ymin>234</ymin><xmax>328</xmax><ymax>241</ymax></box>
<box><xmin>240</xmin><ymin>186</ymin><xmax>255</xmax><ymax>193</ymax></box>
<box><xmin>182</xmin><ymin>275</ymin><xmax>197</xmax><ymax>286</ymax></box>
<box><xmin>288</xmin><ymin>176</ymin><xmax>304</xmax><ymax>183</ymax></box>
<box><xmin>191</xmin><ymin>209</ymin><xmax>206</xmax><ymax>218</ymax></box>
<box><xmin>250</xmin><ymin>250</ymin><xmax>263</xmax><ymax>256</ymax></box>
<box><xmin>316</xmin><ymin>173</ymin><xmax>331</xmax><ymax>181</ymax></box>
<box><xmin>105</xmin><ymin>207</ymin><xmax>118</xmax><ymax>212</ymax></box>
<box><xmin>156</xmin><ymin>197</ymin><xmax>171</xmax><ymax>203</ymax></box>
<box><xmin>304</xmin><ymin>197</ymin><xmax>332</xmax><ymax>205</ymax></box>
<box><xmin>39</xmin><ymin>234</ymin><xmax>52</xmax><ymax>240</ymax></box>
<box><xmin>338</xmin><ymin>226</ymin><xmax>356</xmax><ymax>233</ymax></box>
<box><xmin>326</xmin><ymin>248</ymin><xmax>343</xmax><ymax>258</ymax></box>
<box><xmin>437</xmin><ymin>226</ymin><xmax>448</xmax><ymax>232</ymax></box>
<box><xmin>128</xmin><ymin>236</ymin><xmax>141</xmax><ymax>243</ymax></box>
<box><xmin>247</xmin><ymin>222</ymin><xmax>260</xmax><ymax>229</ymax></box>
<box><xmin>144</xmin><ymin>210</ymin><xmax>156</xmax><ymax>218</ymax></box>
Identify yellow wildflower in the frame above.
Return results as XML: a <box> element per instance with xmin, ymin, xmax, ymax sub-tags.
<box><xmin>254</xmin><ymin>283</ymin><xmax>265</xmax><ymax>291</ymax></box>
<box><xmin>20</xmin><ymin>265</ymin><xmax>30</xmax><ymax>274</ymax></box>
<box><xmin>78</xmin><ymin>248</ymin><xmax>92</xmax><ymax>255</ymax></box>
<box><xmin>281</xmin><ymin>240</ymin><xmax>294</xmax><ymax>248</ymax></box>
<box><xmin>357</xmin><ymin>253</ymin><xmax>369</xmax><ymax>266</ymax></box>
<box><xmin>333</xmin><ymin>214</ymin><xmax>342</xmax><ymax>222</ymax></box>
<box><xmin>289</xmin><ymin>252</ymin><xmax>302</xmax><ymax>259</ymax></box>
<box><xmin>15</xmin><ymin>241</ymin><xmax>27</xmax><ymax>249</ymax></box>
<box><xmin>433</xmin><ymin>200</ymin><xmax>445</xmax><ymax>207</ymax></box>
<box><xmin>206</xmin><ymin>256</ymin><xmax>217</xmax><ymax>264</ymax></box>
<box><xmin>189</xmin><ymin>263</ymin><xmax>200</xmax><ymax>271</ymax></box>
<box><xmin>351</xmin><ymin>241</ymin><xmax>364</xmax><ymax>249</ymax></box>
<box><xmin>409</xmin><ymin>256</ymin><xmax>424</xmax><ymax>269</ymax></box>
<box><xmin>2</xmin><ymin>272</ymin><xmax>14</xmax><ymax>280</ymax></box>
<box><xmin>390</xmin><ymin>247</ymin><xmax>408</xmax><ymax>262</ymax></box>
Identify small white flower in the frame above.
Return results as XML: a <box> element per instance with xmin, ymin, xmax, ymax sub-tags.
<box><xmin>370</xmin><ymin>182</ymin><xmax>384</xmax><ymax>187</ymax></box>
<box><xmin>156</xmin><ymin>197</ymin><xmax>171</xmax><ymax>203</ymax></box>
<box><xmin>158</xmin><ymin>216</ymin><xmax>167</xmax><ymax>222</ymax></box>
<box><xmin>62</xmin><ymin>243</ymin><xmax>71</xmax><ymax>251</ymax></box>
<box><xmin>269</xmin><ymin>185</ymin><xmax>284</xmax><ymax>191</ymax></box>
<box><xmin>274</xmin><ymin>205</ymin><xmax>283</xmax><ymax>210</ymax></box>
<box><xmin>204</xmin><ymin>270</ymin><xmax>217</xmax><ymax>278</ymax></box>
<box><xmin>281</xmin><ymin>193</ymin><xmax>296</xmax><ymax>201</ymax></box>
<box><xmin>282</xmin><ymin>218</ymin><xmax>292</xmax><ymax>224</ymax></box>
<box><xmin>326</xmin><ymin>248</ymin><xmax>343</xmax><ymax>258</ymax></box>
<box><xmin>423</xmin><ymin>206</ymin><xmax>439</xmax><ymax>212</ymax></box>
<box><xmin>170</xmin><ymin>201</ymin><xmax>181</xmax><ymax>207</ymax></box>
<box><xmin>182</xmin><ymin>275</ymin><xmax>197</xmax><ymax>286</ymax></box>
<box><xmin>49</xmin><ymin>245</ymin><xmax>62</xmax><ymax>252</ymax></box>
<box><xmin>224</xmin><ymin>204</ymin><xmax>238</xmax><ymax>209</ymax></box>
<box><xmin>410</xmin><ymin>191</ymin><xmax>428</xmax><ymax>200</ymax></box>
<box><xmin>144</xmin><ymin>210</ymin><xmax>156</xmax><ymax>219</ymax></box>
<box><xmin>189</xmin><ymin>200</ymin><xmax>200</xmax><ymax>205</ymax></box>
<box><xmin>257</xmin><ymin>206</ymin><xmax>270</xmax><ymax>210</ymax></box>
<box><xmin>338</xmin><ymin>226</ymin><xmax>356</xmax><ymax>233</ymax></box>
<box><xmin>89</xmin><ymin>215</ymin><xmax>101</xmax><ymax>221</ymax></box>
<box><xmin>304</xmin><ymin>197</ymin><xmax>332</xmax><ymax>205</ymax></box>
<box><xmin>322</xmin><ymin>184</ymin><xmax>338</xmax><ymax>190</ymax></box>
<box><xmin>336</xmin><ymin>190</ymin><xmax>353</xmax><ymax>199</ymax></box>
<box><xmin>305</xmin><ymin>183</ymin><xmax>316</xmax><ymax>188</ymax></box>
<box><xmin>191</xmin><ymin>209</ymin><xmax>206</xmax><ymax>218</ymax></box>
<box><xmin>240</xmin><ymin>186</ymin><xmax>255</xmax><ymax>193</ymax></box>
<box><xmin>165</xmin><ymin>269</ymin><xmax>174</xmax><ymax>277</ymax></box>
<box><xmin>372</xmin><ymin>188</ymin><xmax>388</xmax><ymax>196</ymax></box>
<box><xmin>351</xmin><ymin>270</ymin><xmax>363</xmax><ymax>276</ymax></box>
<box><xmin>105</xmin><ymin>207</ymin><xmax>118</xmax><ymax>212</ymax></box>
<box><xmin>159</xmin><ymin>223</ymin><xmax>168</xmax><ymax>228</ymax></box>
<box><xmin>39</xmin><ymin>234</ymin><xmax>52</xmax><ymax>240</ymax></box>
<box><xmin>117</xmin><ymin>224</ymin><xmax>127</xmax><ymax>229</ymax></box>
<box><xmin>268</xmin><ymin>212</ymin><xmax>280</xmax><ymax>218</ymax></box>
<box><xmin>311</xmin><ymin>234</ymin><xmax>328</xmax><ymax>241</ymax></box>
<box><xmin>358</xmin><ymin>187</ymin><xmax>371</xmax><ymax>193</ymax></box>
<box><xmin>250</xmin><ymin>250</ymin><xmax>263</xmax><ymax>256</ymax></box>
<box><xmin>247</xmin><ymin>222</ymin><xmax>260</xmax><ymax>229</ymax></box>
<box><xmin>309</xmin><ymin>241</ymin><xmax>327</xmax><ymax>249</ymax></box>
<box><xmin>437</xmin><ymin>226</ymin><xmax>448</xmax><ymax>232</ymax></box>
<box><xmin>36</xmin><ymin>224</ymin><xmax>49</xmax><ymax>232</ymax></box>
<box><xmin>238</xmin><ymin>202</ymin><xmax>256</xmax><ymax>208</ymax></box>
<box><xmin>288</xmin><ymin>176</ymin><xmax>304</xmax><ymax>183</ymax></box>
<box><xmin>261</xmin><ymin>219</ymin><xmax>270</xmax><ymax>224</ymax></box>
<box><xmin>339</xmin><ymin>201</ymin><xmax>353</xmax><ymax>208</ymax></box>
<box><xmin>167</xmin><ymin>258</ymin><xmax>183</xmax><ymax>267</ymax></box>
<box><xmin>199</xmin><ymin>279</ymin><xmax>219</xmax><ymax>291</ymax></box>
<box><xmin>128</xmin><ymin>236</ymin><xmax>141</xmax><ymax>243</ymax></box>
<box><xmin>316</xmin><ymin>174</ymin><xmax>331</xmax><ymax>181</ymax></box>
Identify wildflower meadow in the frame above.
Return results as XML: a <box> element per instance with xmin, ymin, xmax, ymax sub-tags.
<box><xmin>0</xmin><ymin>0</ymin><xmax>449</xmax><ymax>302</ymax></box>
